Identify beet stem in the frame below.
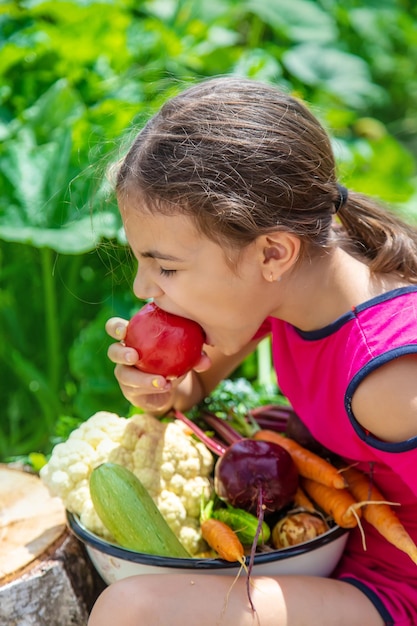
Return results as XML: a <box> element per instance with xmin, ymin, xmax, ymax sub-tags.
<box><xmin>173</xmin><ymin>410</ymin><xmax>227</xmax><ymax>456</ymax></box>
<box><xmin>249</xmin><ymin>403</ymin><xmax>293</xmax><ymax>416</ymax></box>
<box><xmin>251</xmin><ymin>416</ymin><xmax>289</xmax><ymax>432</ymax></box>
<box><xmin>201</xmin><ymin>411</ymin><xmax>244</xmax><ymax>445</ymax></box>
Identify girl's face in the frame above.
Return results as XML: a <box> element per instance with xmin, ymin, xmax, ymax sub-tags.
<box><xmin>120</xmin><ymin>202</ymin><xmax>273</xmax><ymax>355</ymax></box>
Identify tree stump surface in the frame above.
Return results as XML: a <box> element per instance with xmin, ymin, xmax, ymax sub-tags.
<box><xmin>0</xmin><ymin>465</ymin><xmax>106</xmax><ymax>626</ymax></box>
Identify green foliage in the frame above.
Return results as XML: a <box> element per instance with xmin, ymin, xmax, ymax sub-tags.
<box><xmin>1</xmin><ymin>0</ymin><xmax>417</xmax><ymax>460</ymax></box>
<box><xmin>189</xmin><ymin>377</ymin><xmax>284</xmax><ymax>438</ymax></box>
<box><xmin>199</xmin><ymin>377</ymin><xmax>284</xmax><ymax>417</ymax></box>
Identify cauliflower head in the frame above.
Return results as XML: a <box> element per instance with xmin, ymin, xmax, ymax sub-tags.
<box><xmin>40</xmin><ymin>411</ymin><xmax>214</xmax><ymax>555</ymax></box>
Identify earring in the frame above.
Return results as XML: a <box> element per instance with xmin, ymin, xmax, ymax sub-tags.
<box><xmin>269</xmin><ymin>272</ymin><xmax>282</xmax><ymax>282</ymax></box>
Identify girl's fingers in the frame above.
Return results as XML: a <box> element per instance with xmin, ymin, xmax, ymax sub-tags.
<box><xmin>107</xmin><ymin>341</ymin><xmax>139</xmax><ymax>366</ymax></box>
<box><xmin>113</xmin><ymin>364</ymin><xmax>171</xmax><ymax>393</ymax></box>
<box><xmin>105</xmin><ymin>317</ymin><xmax>129</xmax><ymax>340</ymax></box>
<box><xmin>106</xmin><ymin>316</ymin><xmax>178</xmax><ymax>412</ymax></box>
<box><xmin>113</xmin><ymin>364</ymin><xmax>174</xmax><ymax>412</ymax></box>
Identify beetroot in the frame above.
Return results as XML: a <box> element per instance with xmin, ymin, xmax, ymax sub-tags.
<box><xmin>214</xmin><ymin>438</ymin><xmax>298</xmax><ymax>514</ymax></box>
<box><xmin>124</xmin><ymin>303</ymin><xmax>205</xmax><ymax>378</ymax></box>
<box><xmin>174</xmin><ymin>410</ymin><xmax>299</xmax><ymax>515</ymax></box>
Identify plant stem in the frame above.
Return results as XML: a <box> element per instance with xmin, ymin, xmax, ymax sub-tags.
<box><xmin>41</xmin><ymin>247</ymin><xmax>60</xmax><ymax>393</ymax></box>
<box><xmin>201</xmin><ymin>411</ymin><xmax>244</xmax><ymax>445</ymax></box>
<box><xmin>61</xmin><ymin>253</ymin><xmax>83</xmax><ymax>328</ymax></box>
<box><xmin>256</xmin><ymin>336</ymin><xmax>273</xmax><ymax>387</ymax></box>
<box><xmin>173</xmin><ymin>410</ymin><xmax>227</xmax><ymax>456</ymax></box>
<box><xmin>248</xmin><ymin>14</ymin><xmax>264</xmax><ymax>48</ymax></box>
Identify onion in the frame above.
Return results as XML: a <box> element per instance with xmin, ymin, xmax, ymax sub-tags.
<box><xmin>271</xmin><ymin>512</ymin><xmax>329</xmax><ymax>548</ymax></box>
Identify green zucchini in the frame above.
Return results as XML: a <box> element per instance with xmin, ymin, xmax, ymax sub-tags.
<box><xmin>212</xmin><ymin>504</ymin><xmax>271</xmax><ymax>546</ymax></box>
<box><xmin>89</xmin><ymin>462</ymin><xmax>190</xmax><ymax>557</ymax></box>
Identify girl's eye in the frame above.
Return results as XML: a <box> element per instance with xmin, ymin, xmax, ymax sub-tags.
<box><xmin>159</xmin><ymin>267</ymin><xmax>177</xmax><ymax>277</ymax></box>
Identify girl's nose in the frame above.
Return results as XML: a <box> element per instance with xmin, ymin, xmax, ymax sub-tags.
<box><xmin>133</xmin><ymin>267</ymin><xmax>164</xmax><ymax>301</ymax></box>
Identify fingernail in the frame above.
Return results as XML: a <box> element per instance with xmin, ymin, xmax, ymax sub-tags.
<box><xmin>115</xmin><ymin>326</ymin><xmax>124</xmax><ymax>338</ymax></box>
<box><xmin>125</xmin><ymin>351</ymin><xmax>137</xmax><ymax>364</ymax></box>
<box><xmin>151</xmin><ymin>378</ymin><xmax>161</xmax><ymax>388</ymax></box>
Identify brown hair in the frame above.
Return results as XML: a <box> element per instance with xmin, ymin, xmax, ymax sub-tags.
<box><xmin>116</xmin><ymin>76</ymin><xmax>417</xmax><ymax>281</ymax></box>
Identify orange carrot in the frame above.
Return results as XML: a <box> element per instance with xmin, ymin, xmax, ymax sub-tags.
<box><xmin>200</xmin><ymin>518</ymin><xmax>246</xmax><ymax>566</ymax></box>
<box><xmin>302</xmin><ymin>478</ymin><xmax>361</xmax><ymax>528</ymax></box>
<box><xmin>254</xmin><ymin>429</ymin><xmax>346</xmax><ymax>489</ymax></box>
<box><xmin>344</xmin><ymin>467</ymin><xmax>417</xmax><ymax>565</ymax></box>
<box><xmin>293</xmin><ymin>486</ymin><xmax>316</xmax><ymax>513</ymax></box>
<box><xmin>201</xmin><ymin>516</ymin><xmax>255</xmax><ymax>614</ymax></box>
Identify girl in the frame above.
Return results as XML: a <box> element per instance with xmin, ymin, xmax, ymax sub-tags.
<box><xmin>89</xmin><ymin>77</ymin><xmax>417</xmax><ymax>626</ymax></box>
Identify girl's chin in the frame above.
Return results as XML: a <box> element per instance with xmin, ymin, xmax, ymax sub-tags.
<box><xmin>213</xmin><ymin>342</ymin><xmax>245</xmax><ymax>357</ymax></box>
<box><xmin>205</xmin><ymin>331</ymin><xmax>250</xmax><ymax>355</ymax></box>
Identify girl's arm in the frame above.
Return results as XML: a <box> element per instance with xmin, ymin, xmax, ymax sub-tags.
<box><xmin>351</xmin><ymin>354</ymin><xmax>417</xmax><ymax>443</ymax></box>
<box><xmin>351</xmin><ymin>354</ymin><xmax>417</xmax><ymax>497</ymax></box>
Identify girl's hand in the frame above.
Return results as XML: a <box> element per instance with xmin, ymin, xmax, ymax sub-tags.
<box><xmin>105</xmin><ymin>317</ymin><xmax>210</xmax><ymax>413</ymax></box>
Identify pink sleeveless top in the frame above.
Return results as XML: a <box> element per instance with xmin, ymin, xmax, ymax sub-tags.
<box><xmin>262</xmin><ymin>286</ymin><xmax>417</xmax><ymax>625</ymax></box>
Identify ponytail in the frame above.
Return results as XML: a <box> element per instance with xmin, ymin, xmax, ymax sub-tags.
<box><xmin>337</xmin><ymin>191</ymin><xmax>417</xmax><ymax>282</ymax></box>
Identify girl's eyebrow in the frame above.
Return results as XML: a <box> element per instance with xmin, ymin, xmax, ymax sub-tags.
<box><xmin>140</xmin><ymin>249</ymin><xmax>183</xmax><ymax>262</ymax></box>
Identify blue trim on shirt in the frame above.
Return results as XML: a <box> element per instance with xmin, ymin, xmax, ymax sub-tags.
<box><xmin>340</xmin><ymin>577</ymin><xmax>394</xmax><ymax>626</ymax></box>
<box><xmin>295</xmin><ymin>286</ymin><xmax>417</xmax><ymax>340</ymax></box>
<box><xmin>345</xmin><ymin>346</ymin><xmax>417</xmax><ymax>452</ymax></box>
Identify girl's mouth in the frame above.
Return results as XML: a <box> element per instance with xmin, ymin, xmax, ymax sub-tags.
<box><xmin>203</xmin><ymin>335</ymin><xmax>214</xmax><ymax>347</ymax></box>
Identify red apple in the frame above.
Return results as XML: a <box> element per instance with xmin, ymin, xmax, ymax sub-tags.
<box><xmin>124</xmin><ymin>302</ymin><xmax>205</xmax><ymax>378</ymax></box>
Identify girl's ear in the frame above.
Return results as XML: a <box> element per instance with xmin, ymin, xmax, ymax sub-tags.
<box><xmin>258</xmin><ymin>233</ymin><xmax>301</xmax><ymax>281</ymax></box>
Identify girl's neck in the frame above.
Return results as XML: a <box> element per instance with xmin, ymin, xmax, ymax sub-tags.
<box><xmin>274</xmin><ymin>247</ymin><xmax>406</xmax><ymax>332</ymax></box>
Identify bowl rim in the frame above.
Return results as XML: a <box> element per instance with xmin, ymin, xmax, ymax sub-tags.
<box><xmin>66</xmin><ymin>511</ymin><xmax>349</xmax><ymax>570</ymax></box>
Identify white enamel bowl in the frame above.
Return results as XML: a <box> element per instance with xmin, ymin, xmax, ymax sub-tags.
<box><xmin>67</xmin><ymin>512</ymin><xmax>349</xmax><ymax>585</ymax></box>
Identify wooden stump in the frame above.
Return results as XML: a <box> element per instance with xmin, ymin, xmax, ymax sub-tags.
<box><xmin>0</xmin><ymin>465</ymin><xmax>106</xmax><ymax>626</ymax></box>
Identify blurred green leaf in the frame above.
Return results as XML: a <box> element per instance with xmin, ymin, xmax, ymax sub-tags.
<box><xmin>244</xmin><ymin>0</ymin><xmax>336</xmax><ymax>42</ymax></box>
<box><xmin>0</xmin><ymin>212</ymin><xmax>121</xmax><ymax>253</ymax></box>
<box><xmin>337</xmin><ymin>133</ymin><xmax>416</xmax><ymax>203</ymax></box>
<box><xmin>22</xmin><ymin>78</ymin><xmax>84</xmax><ymax>140</ymax></box>
<box><xmin>1</xmin><ymin>127</ymin><xmax>72</xmax><ymax>226</ymax></box>
<box><xmin>283</xmin><ymin>44</ymin><xmax>383</xmax><ymax>107</ymax></box>
<box><xmin>0</xmin><ymin>79</ymin><xmax>122</xmax><ymax>252</ymax></box>
<box><xmin>232</xmin><ymin>48</ymin><xmax>284</xmax><ymax>82</ymax></box>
